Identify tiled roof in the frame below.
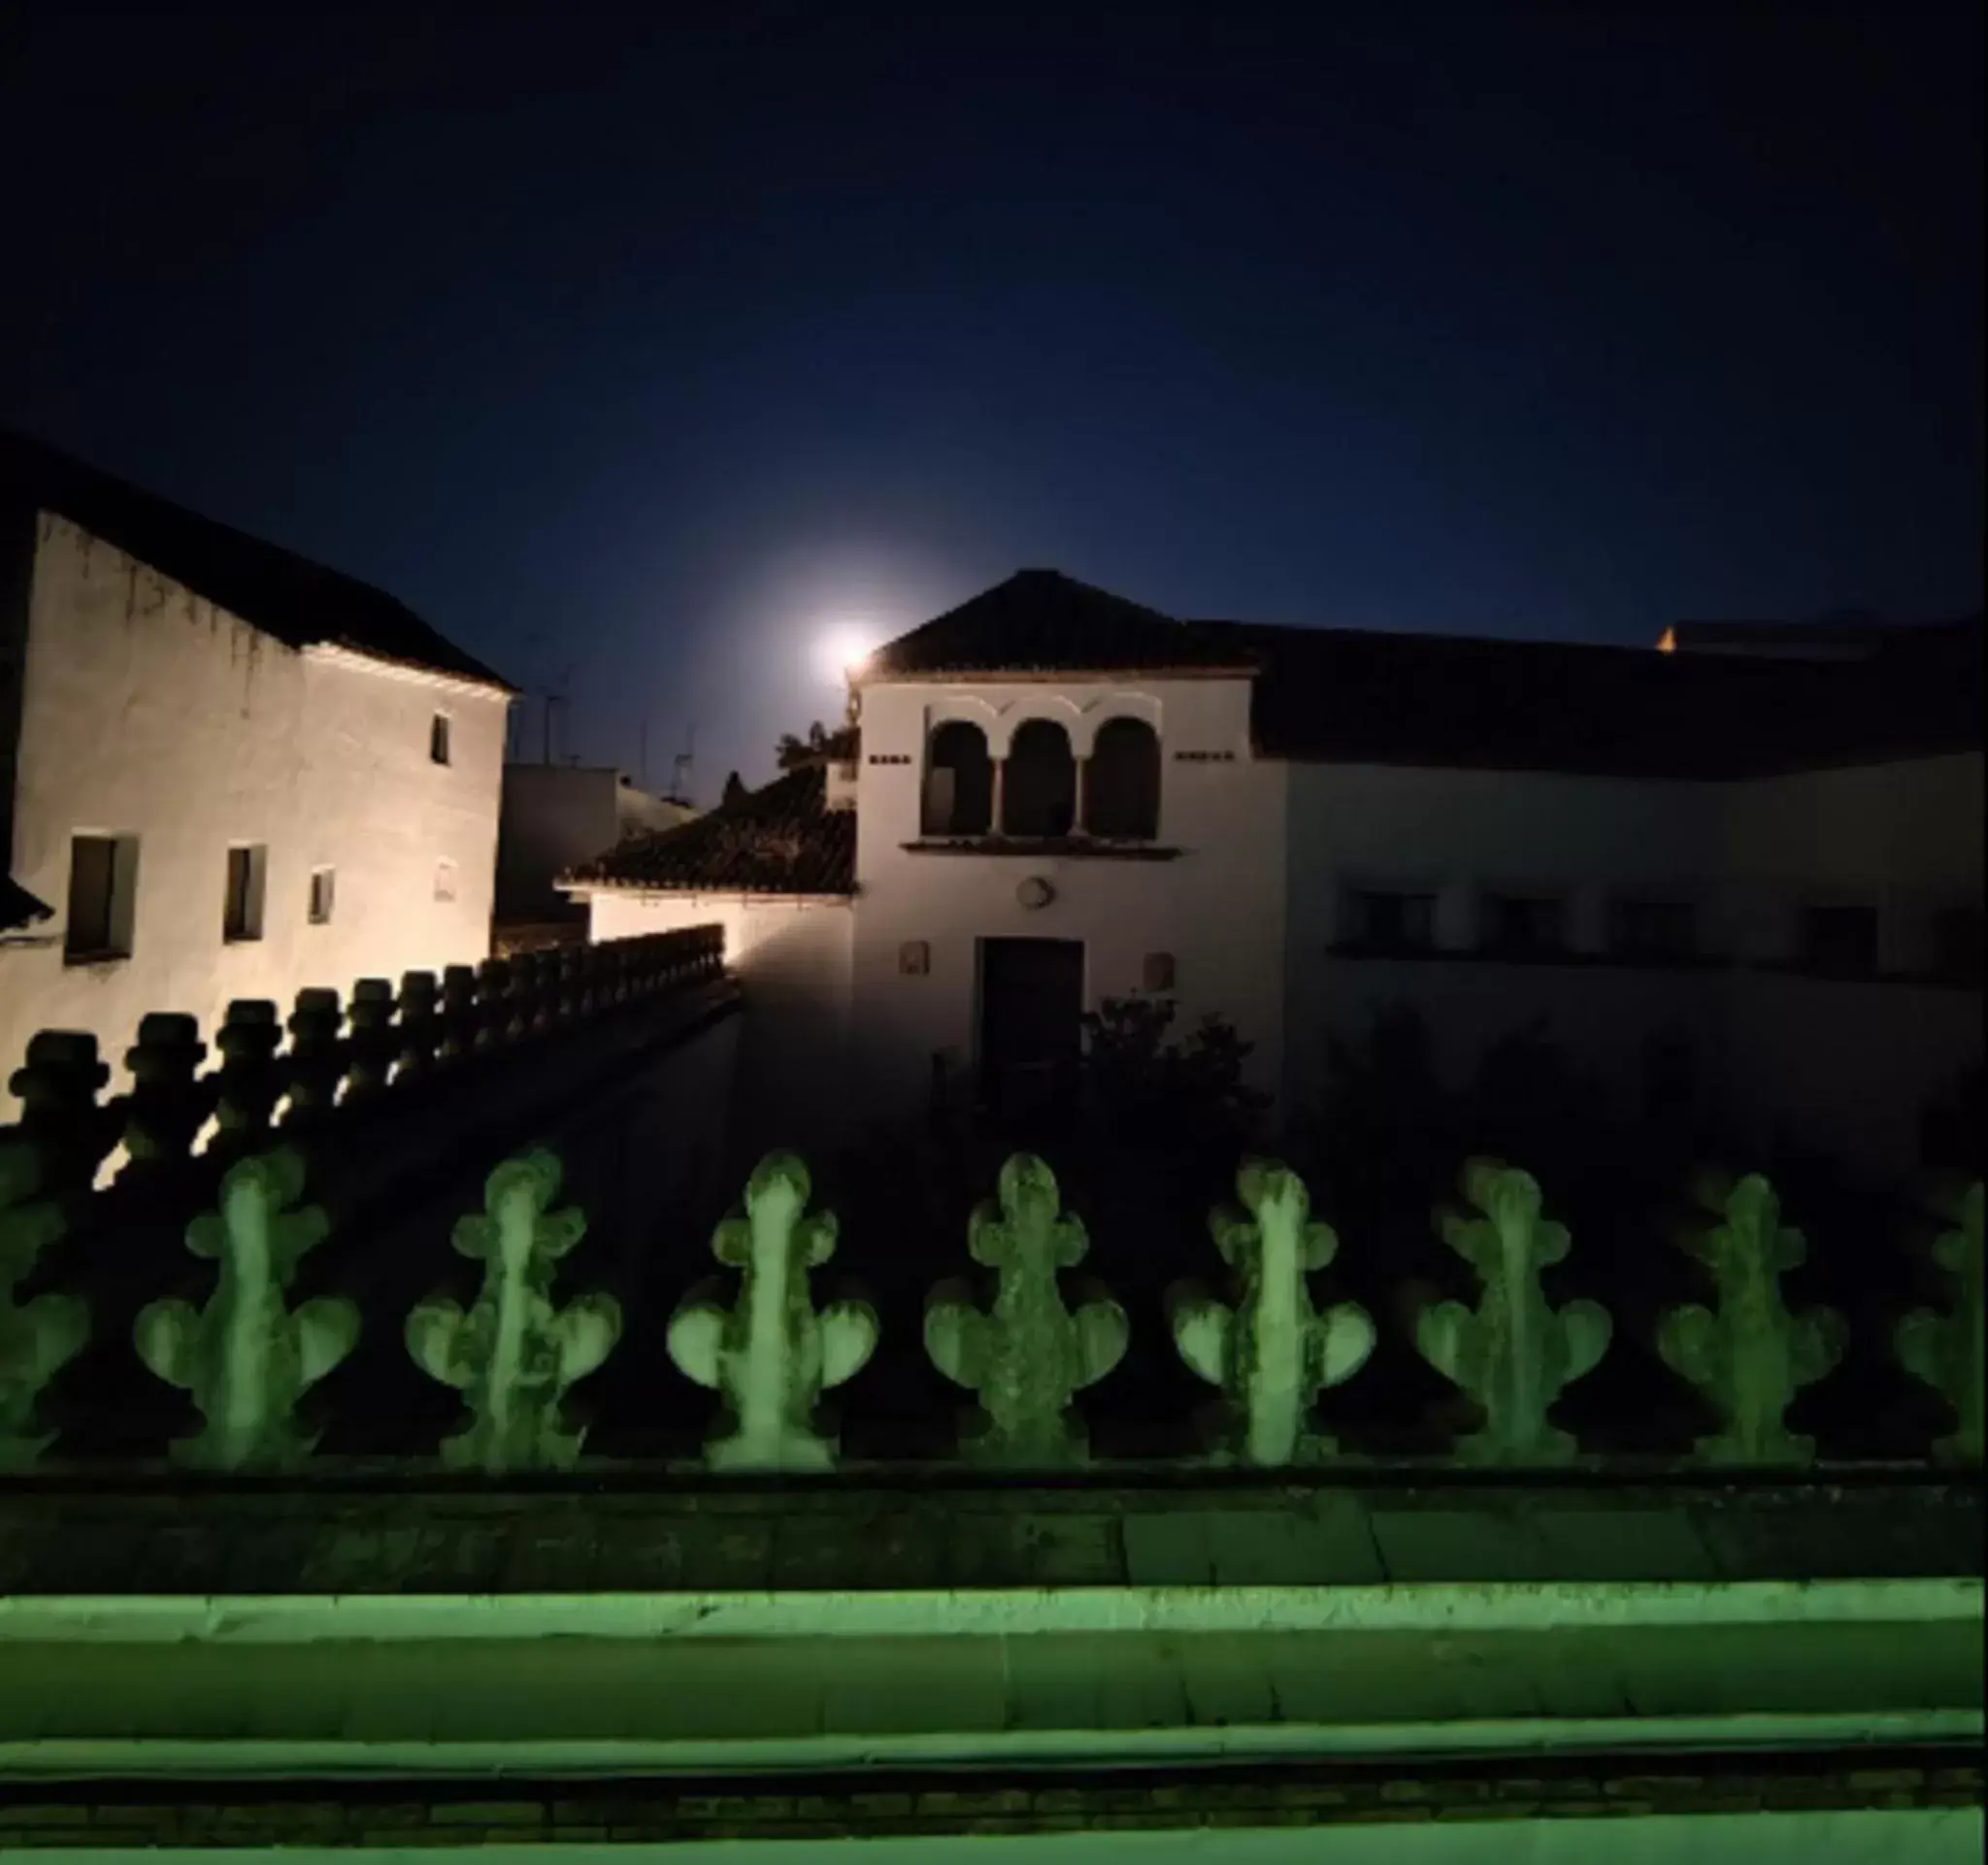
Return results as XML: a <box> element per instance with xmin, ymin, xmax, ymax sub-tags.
<box><xmin>562</xmin><ymin>764</ymin><xmax>855</xmax><ymax>897</ymax></box>
<box><xmin>860</xmin><ymin>570</ymin><xmax>1981</xmax><ymax>780</ymax></box>
<box><xmin>0</xmin><ymin>431</ymin><xmax>514</xmax><ymax>692</ymax></box>
<box><xmin>861</xmin><ymin>570</ymin><xmax>1256</xmax><ymax>678</ymax></box>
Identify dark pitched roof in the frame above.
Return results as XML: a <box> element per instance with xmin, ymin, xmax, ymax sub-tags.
<box><xmin>0</xmin><ymin>431</ymin><xmax>513</xmax><ymax>692</ymax></box>
<box><xmin>861</xmin><ymin>569</ymin><xmax>1256</xmax><ymax>679</ymax></box>
<box><xmin>563</xmin><ymin>764</ymin><xmax>855</xmax><ymax>897</ymax></box>
<box><xmin>860</xmin><ymin>570</ymin><xmax>1980</xmax><ymax>780</ymax></box>
<box><xmin>1203</xmin><ymin>616</ymin><xmax>1983</xmax><ymax>778</ymax></box>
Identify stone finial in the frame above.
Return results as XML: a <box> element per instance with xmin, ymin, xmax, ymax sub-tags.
<box><xmin>1657</xmin><ymin>1174</ymin><xmax>1846</xmax><ymax>1465</ymax></box>
<box><xmin>395</xmin><ymin>972</ymin><xmax>442</xmax><ymax>1082</ymax></box>
<box><xmin>133</xmin><ymin>1150</ymin><xmax>357</xmax><ymax>1470</ymax></box>
<box><xmin>211</xmin><ymin>1001</ymin><xmax>284</xmax><ymax>1161</ymax></box>
<box><xmin>667</xmin><ymin>1152</ymin><xmax>877</xmax><ymax>1472</ymax></box>
<box><xmin>924</xmin><ymin>1153</ymin><xmax>1127</xmax><ymax>1466</ymax></box>
<box><xmin>1896</xmin><ymin>1181</ymin><xmax>1984</xmax><ymax>1464</ymax></box>
<box><xmin>556</xmin><ymin>947</ymin><xmax>585</xmax><ymax>1021</ymax></box>
<box><xmin>9</xmin><ymin>1030</ymin><xmax>115</xmax><ymax>1194</ymax></box>
<box><xmin>406</xmin><ymin>1150</ymin><xmax>620</xmax><ymax>1473</ymax></box>
<box><xmin>438</xmin><ymin>965</ymin><xmax>480</xmax><ymax>1062</ymax></box>
<box><xmin>0</xmin><ymin>1143</ymin><xmax>88</xmax><ymax>1467</ymax></box>
<box><xmin>345</xmin><ymin>980</ymin><xmax>399</xmax><ymax>1100</ymax></box>
<box><xmin>1168</xmin><ymin>1160</ymin><xmax>1375</xmax><ymax>1466</ymax></box>
<box><xmin>119</xmin><ymin>1013</ymin><xmax>211</xmax><ymax>1181</ymax></box>
<box><xmin>283</xmin><ymin>987</ymin><xmax>347</xmax><ymax>1125</ymax></box>
<box><xmin>1414</xmin><ymin>1157</ymin><xmax>1611</xmax><ymax>1464</ymax></box>
<box><xmin>475</xmin><ymin>958</ymin><xmax>516</xmax><ymax>1048</ymax></box>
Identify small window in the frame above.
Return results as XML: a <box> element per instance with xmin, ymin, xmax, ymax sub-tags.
<box><xmin>1483</xmin><ymin>893</ymin><xmax>1565</xmax><ymax>956</ymax></box>
<box><xmin>1931</xmin><ymin>908</ymin><xmax>1983</xmax><ymax>983</ymax></box>
<box><xmin>1800</xmin><ymin>904</ymin><xmax>1877</xmax><ymax>978</ymax></box>
<box><xmin>1350</xmin><ymin>889</ymin><xmax>1437</xmax><ymax>952</ymax></box>
<box><xmin>434</xmin><ymin>858</ymin><xmax>458</xmax><ymax>903</ymax></box>
<box><xmin>64</xmin><ymin>833</ymin><xmax>138</xmax><ymax>963</ymax></box>
<box><xmin>1610</xmin><ymin>898</ymin><xmax>1696</xmax><ymax>962</ymax></box>
<box><xmin>430</xmin><ymin>714</ymin><xmax>452</xmax><ymax>765</ymax></box>
<box><xmin>222</xmin><ymin>845</ymin><xmax>267</xmax><ymax>943</ymax></box>
<box><xmin>308</xmin><ymin>867</ymin><xmax>336</xmax><ymax>925</ymax></box>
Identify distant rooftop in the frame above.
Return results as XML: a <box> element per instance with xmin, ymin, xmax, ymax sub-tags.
<box><xmin>0</xmin><ymin>430</ymin><xmax>514</xmax><ymax>693</ymax></box>
<box><xmin>562</xmin><ymin>764</ymin><xmax>854</xmax><ymax>898</ymax></box>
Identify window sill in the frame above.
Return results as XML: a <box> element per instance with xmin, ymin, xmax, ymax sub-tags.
<box><xmin>62</xmin><ymin>949</ymin><xmax>132</xmax><ymax>969</ymax></box>
<box><xmin>903</xmin><ymin>837</ymin><xmax>1182</xmax><ymax>861</ymax></box>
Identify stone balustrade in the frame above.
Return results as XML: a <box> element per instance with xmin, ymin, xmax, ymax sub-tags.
<box><xmin>3</xmin><ymin>1123</ymin><xmax>1978</xmax><ymax>1474</ymax></box>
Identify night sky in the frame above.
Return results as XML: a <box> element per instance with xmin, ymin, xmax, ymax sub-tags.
<box><xmin>1</xmin><ymin>5</ymin><xmax>1979</xmax><ymax>795</ymax></box>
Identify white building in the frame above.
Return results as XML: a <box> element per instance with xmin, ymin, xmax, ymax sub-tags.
<box><xmin>563</xmin><ymin>570</ymin><xmax>1983</xmax><ymax>1178</ymax></box>
<box><xmin>494</xmin><ymin>763</ymin><xmax>696</xmax><ymax>949</ymax></box>
<box><xmin>0</xmin><ymin>433</ymin><xmax>514</xmax><ymax>1103</ymax></box>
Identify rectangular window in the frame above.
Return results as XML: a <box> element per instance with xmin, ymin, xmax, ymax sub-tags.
<box><xmin>1610</xmin><ymin>898</ymin><xmax>1697</xmax><ymax>962</ymax></box>
<box><xmin>1350</xmin><ymin>889</ymin><xmax>1437</xmax><ymax>952</ymax></box>
<box><xmin>1931</xmin><ymin>907</ymin><xmax>1982</xmax><ymax>983</ymax></box>
<box><xmin>64</xmin><ymin>833</ymin><xmax>138</xmax><ymax>963</ymax></box>
<box><xmin>1799</xmin><ymin>904</ymin><xmax>1877</xmax><ymax>978</ymax></box>
<box><xmin>223</xmin><ymin>845</ymin><xmax>267</xmax><ymax>943</ymax></box>
<box><xmin>1483</xmin><ymin>893</ymin><xmax>1566</xmax><ymax>956</ymax></box>
<box><xmin>430</xmin><ymin>713</ymin><xmax>452</xmax><ymax>765</ymax></box>
<box><xmin>434</xmin><ymin>858</ymin><xmax>458</xmax><ymax>903</ymax></box>
<box><xmin>308</xmin><ymin>867</ymin><xmax>336</xmax><ymax>926</ymax></box>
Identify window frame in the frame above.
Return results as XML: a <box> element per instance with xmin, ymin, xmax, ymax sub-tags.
<box><xmin>307</xmin><ymin>866</ymin><xmax>337</xmax><ymax>926</ymax></box>
<box><xmin>1798</xmin><ymin>902</ymin><xmax>1878</xmax><ymax>979</ymax></box>
<box><xmin>1609</xmin><ymin>896</ymin><xmax>1698</xmax><ymax>964</ymax></box>
<box><xmin>222</xmin><ymin>844</ymin><xmax>269</xmax><ymax>945</ymax></box>
<box><xmin>434</xmin><ymin>857</ymin><xmax>459</xmax><ymax>904</ymax></box>
<box><xmin>63</xmin><ymin>832</ymin><xmax>139</xmax><ymax>965</ymax></box>
<box><xmin>1481</xmin><ymin>891</ymin><xmax>1568</xmax><ymax>957</ymax></box>
<box><xmin>1000</xmin><ymin>716</ymin><xmax>1078</xmax><ymax>839</ymax></box>
<box><xmin>430</xmin><ymin>712</ymin><xmax>453</xmax><ymax>766</ymax></box>
<box><xmin>1348</xmin><ymin>887</ymin><xmax>1438</xmax><ymax>953</ymax></box>
<box><xmin>1083</xmin><ymin>715</ymin><xmax>1163</xmax><ymax>841</ymax></box>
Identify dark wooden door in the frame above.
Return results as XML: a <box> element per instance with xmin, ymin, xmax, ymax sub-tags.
<box><xmin>978</xmin><ymin>938</ymin><xmax>1085</xmax><ymax>1132</ymax></box>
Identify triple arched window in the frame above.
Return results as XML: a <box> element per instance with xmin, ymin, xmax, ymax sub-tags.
<box><xmin>920</xmin><ymin>715</ymin><xmax>1160</xmax><ymax>841</ymax></box>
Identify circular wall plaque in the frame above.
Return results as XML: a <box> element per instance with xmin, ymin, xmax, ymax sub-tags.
<box><xmin>1016</xmin><ymin>876</ymin><xmax>1055</xmax><ymax>911</ymax></box>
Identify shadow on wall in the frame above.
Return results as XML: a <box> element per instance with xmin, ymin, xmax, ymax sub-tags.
<box><xmin>719</xmin><ymin>908</ymin><xmax>854</xmax><ymax>1178</ymax></box>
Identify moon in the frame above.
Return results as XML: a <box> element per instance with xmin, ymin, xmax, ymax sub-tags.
<box><xmin>815</xmin><ymin>621</ymin><xmax>877</xmax><ymax>683</ymax></box>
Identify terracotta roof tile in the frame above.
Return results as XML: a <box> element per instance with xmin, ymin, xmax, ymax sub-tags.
<box><xmin>563</xmin><ymin>764</ymin><xmax>855</xmax><ymax>896</ymax></box>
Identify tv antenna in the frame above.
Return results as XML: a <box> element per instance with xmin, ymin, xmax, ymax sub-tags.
<box><xmin>671</xmin><ymin>724</ymin><xmax>696</xmax><ymax>807</ymax></box>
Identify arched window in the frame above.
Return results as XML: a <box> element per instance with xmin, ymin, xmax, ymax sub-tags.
<box><xmin>1002</xmin><ymin>719</ymin><xmax>1077</xmax><ymax>837</ymax></box>
<box><xmin>1084</xmin><ymin>716</ymin><xmax>1161</xmax><ymax>839</ymax></box>
<box><xmin>922</xmin><ymin>720</ymin><xmax>993</xmax><ymax>836</ymax></box>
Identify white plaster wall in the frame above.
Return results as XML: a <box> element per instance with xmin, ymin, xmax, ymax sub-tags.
<box><xmin>1722</xmin><ymin>752</ymin><xmax>1984</xmax><ymax>969</ymax></box>
<box><xmin>1283</xmin><ymin>756</ymin><xmax>1984</xmax><ymax>1175</ymax></box>
<box><xmin>0</xmin><ymin>515</ymin><xmax>507</xmax><ymax>1106</ymax></box>
<box><xmin>586</xmin><ymin>886</ymin><xmax>854</xmax><ymax>1161</ymax></box>
<box><xmin>1283</xmin><ymin>763</ymin><xmax>1733</xmax><ymax>1115</ymax></box>
<box><xmin>848</xmin><ymin>675</ymin><xmax>1286</xmax><ymax>1134</ymax></box>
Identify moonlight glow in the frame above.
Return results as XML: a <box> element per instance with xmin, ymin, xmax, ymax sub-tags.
<box><xmin>815</xmin><ymin>622</ymin><xmax>878</xmax><ymax>683</ymax></box>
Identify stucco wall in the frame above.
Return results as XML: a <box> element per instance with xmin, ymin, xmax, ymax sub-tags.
<box><xmin>496</xmin><ymin>767</ymin><xmax>694</xmax><ymax>924</ymax></box>
<box><xmin>0</xmin><ymin>514</ymin><xmax>507</xmax><ymax>1106</ymax></box>
<box><xmin>1722</xmin><ymin>752</ymin><xmax>1985</xmax><ymax>971</ymax></box>
<box><xmin>587</xmin><ymin>886</ymin><xmax>853</xmax><ymax>1161</ymax></box>
<box><xmin>847</xmin><ymin>675</ymin><xmax>1286</xmax><ymax>1134</ymax></box>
